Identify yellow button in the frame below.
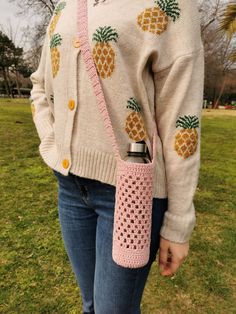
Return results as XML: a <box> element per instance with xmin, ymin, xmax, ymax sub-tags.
<box><xmin>62</xmin><ymin>159</ymin><xmax>69</xmax><ymax>169</ymax></box>
<box><xmin>68</xmin><ymin>99</ymin><xmax>75</xmax><ymax>110</ymax></box>
<box><xmin>73</xmin><ymin>38</ymin><xmax>80</xmax><ymax>48</ymax></box>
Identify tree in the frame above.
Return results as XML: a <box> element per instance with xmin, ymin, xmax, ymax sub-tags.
<box><xmin>11</xmin><ymin>46</ymin><xmax>33</xmax><ymax>96</ymax></box>
<box><xmin>0</xmin><ymin>31</ymin><xmax>32</xmax><ymax>97</ymax></box>
<box><xmin>218</xmin><ymin>2</ymin><xmax>236</xmax><ymax>62</ymax></box>
<box><xmin>9</xmin><ymin>0</ymin><xmax>58</xmax><ymax>71</ymax></box>
<box><xmin>199</xmin><ymin>0</ymin><xmax>223</xmax><ymax>35</ymax></box>
<box><xmin>198</xmin><ymin>0</ymin><xmax>236</xmax><ymax>107</ymax></box>
<box><xmin>10</xmin><ymin>0</ymin><xmax>57</xmax><ymax>41</ymax></box>
<box><xmin>0</xmin><ymin>32</ymin><xmax>15</xmax><ymax>96</ymax></box>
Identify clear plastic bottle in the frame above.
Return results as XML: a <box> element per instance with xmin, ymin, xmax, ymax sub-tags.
<box><xmin>124</xmin><ymin>141</ymin><xmax>151</xmax><ymax>163</ymax></box>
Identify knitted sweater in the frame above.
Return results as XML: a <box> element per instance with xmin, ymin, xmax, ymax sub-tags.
<box><xmin>30</xmin><ymin>0</ymin><xmax>205</xmax><ymax>243</ymax></box>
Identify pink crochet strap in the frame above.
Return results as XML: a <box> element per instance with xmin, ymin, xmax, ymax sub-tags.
<box><xmin>77</xmin><ymin>0</ymin><xmax>158</xmax><ymax>163</ymax></box>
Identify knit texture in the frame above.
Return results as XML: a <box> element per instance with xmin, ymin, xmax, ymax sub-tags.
<box><xmin>30</xmin><ymin>0</ymin><xmax>205</xmax><ymax>243</ymax></box>
<box><xmin>77</xmin><ymin>0</ymin><xmax>158</xmax><ymax>267</ymax></box>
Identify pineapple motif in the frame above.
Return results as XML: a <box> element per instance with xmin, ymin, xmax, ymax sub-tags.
<box><xmin>137</xmin><ymin>0</ymin><xmax>181</xmax><ymax>35</ymax></box>
<box><xmin>125</xmin><ymin>97</ymin><xmax>148</xmax><ymax>142</ymax></box>
<box><xmin>174</xmin><ymin>115</ymin><xmax>199</xmax><ymax>159</ymax></box>
<box><xmin>92</xmin><ymin>26</ymin><xmax>119</xmax><ymax>79</ymax></box>
<box><xmin>50</xmin><ymin>34</ymin><xmax>62</xmax><ymax>78</ymax></box>
<box><xmin>49</xmin><ymin>1</ymin><xmax>66</xmax><ymax>37</ymax></box>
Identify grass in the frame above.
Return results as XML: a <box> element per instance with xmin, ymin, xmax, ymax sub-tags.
<box><xmin>0</xmin><ymin>99</ymin><xmax>235</xmax><ymax>313</ymax></box>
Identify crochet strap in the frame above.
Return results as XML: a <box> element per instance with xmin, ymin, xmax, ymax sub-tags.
<box><xmin>77</xmin><ymin>0</ymin><xmax>158</xmax><ymax>162</ymax></box>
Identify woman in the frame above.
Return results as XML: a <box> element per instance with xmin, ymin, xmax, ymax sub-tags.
<box><xmin>30</xmin><ymin>0</ymin><xmax>204</xmax><ymax>313</ymax></box>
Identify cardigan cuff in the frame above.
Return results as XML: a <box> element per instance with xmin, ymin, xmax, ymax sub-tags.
<box><xmin>159</xmin><ymin>205</ymin><xmax>196</xmax><ymax>243</ymax></box>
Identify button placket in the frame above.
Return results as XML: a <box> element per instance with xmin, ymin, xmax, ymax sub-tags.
<box><xmin>62</xmin><ymin>36</ymin><xmax>81</xmax><ymax>174</ymax></box>
<box><xmin>73</xmin><ymin>38</ymin><xmax>81</xmax><ymax>49</ymax></box>
<box><xmin>60</xmin><ymin>38</ymin><xmax>80</xmax><ymax>175</ymax></box>
<box><xmin>68</xmin><ymin>99</ymin><xmax>75</xmax><ymax>110</ymax></box>
<box><xmin>61</xmin><ymin>98</ymin><xmax>76</xmax><ymax>170</ymax></box>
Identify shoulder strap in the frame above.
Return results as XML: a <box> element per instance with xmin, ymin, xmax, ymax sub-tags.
<box><xmin>77</xmin><ymin>0</ymin><xmax>157</xmax><ymax>162</ymax></box>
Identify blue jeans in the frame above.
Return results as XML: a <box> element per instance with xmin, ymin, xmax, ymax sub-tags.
<box><xmin>52</xmin><ymin>169</ymin><xmax>168</xmax><ymax>314</ymax></box>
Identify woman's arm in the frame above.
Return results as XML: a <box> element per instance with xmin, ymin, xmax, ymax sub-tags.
<box><xmin>154</xmin><ymin>48</ymin><xmax>205</xmax><ymax>244</ymax></box>
<box><xmin>30</xmin><ymin>29</ymin><xmax>54</xmax><ymax>142</ymax></box>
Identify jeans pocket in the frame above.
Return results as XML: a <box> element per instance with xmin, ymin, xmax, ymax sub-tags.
<box><xmin>52</xmin><ymin>169</ymin><xmax>59</xmax><ymax>175</ymax></box>
<box><xmin>52</xmin><ymin>169</ymin><xmax>64</xmax><ymax>179</ymax></box>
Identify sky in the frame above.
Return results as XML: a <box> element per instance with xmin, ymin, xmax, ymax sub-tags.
<box><xmin>0</xmin><ymin>0</ymin><xmax>29</xmax><ymax>47</ymax></box>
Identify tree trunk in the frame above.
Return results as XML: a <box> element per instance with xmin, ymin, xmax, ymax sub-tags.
<box><xmin>6</xmin><ymin>68</ymin><xmax>14</xmax><ymax>98</ymax></box>
<box><xmin>2</xmin><ymin>67</ymin><xmax>11</xmax><ymax>97</ymax></box>
<box><xmin>15</xmin><ymin>71</ymin><xmax>22</xmax><ymax>97</ymax></box>
<box><xmin>214</xmin><ymin>75</ymin><xmax>227</xmax><ymax>108</ymax></box>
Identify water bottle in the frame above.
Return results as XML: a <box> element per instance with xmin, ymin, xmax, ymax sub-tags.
<box><xmin>124</xmin><ymin>141</ymin><xmax>151</xmax><ymax>163</ymax></box>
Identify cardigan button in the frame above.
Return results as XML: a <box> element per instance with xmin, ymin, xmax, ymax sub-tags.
<box><xmin>68</xmin><ymin>99</ymin><xmax>75</xmax><ymax>110</ymax></box>
<box><xmin>62</xmin><ymin>159</ymin><xmax>70</xmax><ymax>169</ymax></box>
<box><xmin>73</xmin><ymin>38</ymin><xmax>80</xmax><ymax>49</ymax></box>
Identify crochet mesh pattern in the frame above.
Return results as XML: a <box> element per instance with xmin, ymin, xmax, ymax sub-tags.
<box><xmin>112</xmin><ymin>158</ymin><xmax>155</xmax><ymax>267</ymax></box>
<box><xmin>77</xmin><ymin>0</ymin><xmax>158</xmax><ymax>268</ymax></box>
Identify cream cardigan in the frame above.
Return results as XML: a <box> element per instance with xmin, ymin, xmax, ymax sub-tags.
<box><xmin>30</xmin><ymin>0</ymin><xmax>205</xmax><ymax>243</ymax></box>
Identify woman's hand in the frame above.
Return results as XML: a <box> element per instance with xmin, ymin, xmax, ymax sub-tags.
<box><xmin>158</xmin><ymin>236</ymin><xmax>189</xmax><ymax>276</ymax></box>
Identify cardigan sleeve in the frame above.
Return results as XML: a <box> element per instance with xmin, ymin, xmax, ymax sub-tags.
<box><xmin>153</xmin><ymin>48</ymin><xmax>205</xmax><ymax>243</ymax></box>
<box><xmin>29</xmin><ymin>30</ymin><xmax>54</xmax><ymax>142</ymax></box>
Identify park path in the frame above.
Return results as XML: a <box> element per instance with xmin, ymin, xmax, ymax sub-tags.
<box><xmin>202</xmin><ymin>109</ymin><xmax>236</xmax><ymax>117</ymax></box>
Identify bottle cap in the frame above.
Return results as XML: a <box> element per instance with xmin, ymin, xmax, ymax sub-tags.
<box><xmin>128</xmin><ymin>142</ymin><xmax>147</xmax><ymax>153</ymax></box>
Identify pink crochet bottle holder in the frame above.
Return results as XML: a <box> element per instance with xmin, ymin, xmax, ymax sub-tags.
<box><xmin>113</xmin><ymin>157</ymin><xmax>156</xmax><ymax>267</ymax></box>
<box><xmin>77</xmin><ymin>0</ymin><xmax>158</xmax><ymax>268</ymax></box>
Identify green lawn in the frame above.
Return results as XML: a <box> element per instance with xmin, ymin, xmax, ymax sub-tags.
<box><xmin>0</xmin><ymin>99</ymin><xmax>235</xmax><ymax>313</ymax></box>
